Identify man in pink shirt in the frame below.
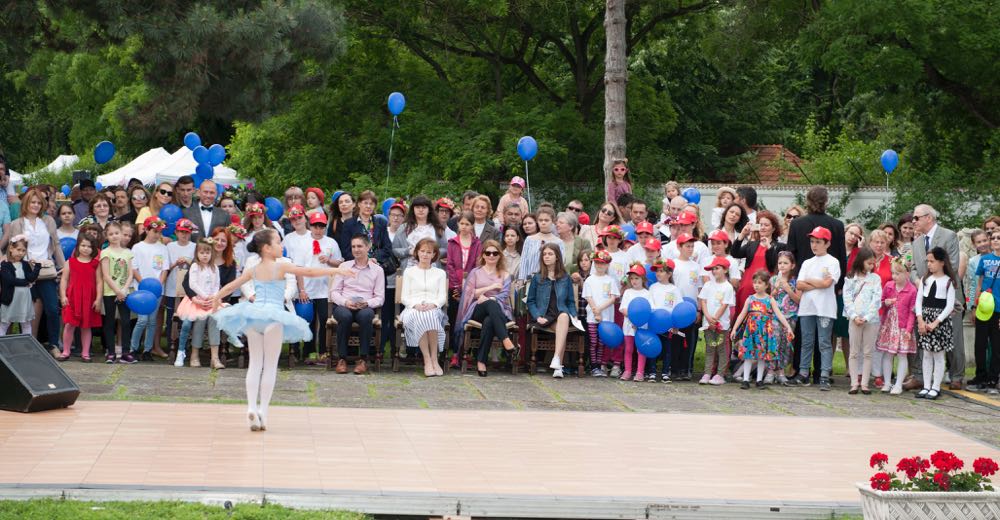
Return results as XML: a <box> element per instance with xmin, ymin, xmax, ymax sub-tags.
<box><xmin>330</xmin><ymin>234</ymin><xmax>385</xmax><ymax>374</ymax></box>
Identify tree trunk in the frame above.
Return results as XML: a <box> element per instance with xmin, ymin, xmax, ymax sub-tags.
<box><xmin>603</xmin><ymin>0</ymin><xmax>627</xmax><ymax>203</ymax></box>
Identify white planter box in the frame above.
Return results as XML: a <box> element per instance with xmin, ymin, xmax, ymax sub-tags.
<box><xmin>857</xmin><ymin>483</ymin><xmax>1000</xmax><ymax>520</ymax></box>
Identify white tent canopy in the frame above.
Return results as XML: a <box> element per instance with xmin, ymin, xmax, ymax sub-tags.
<box><xmin>153</xmin><ymin>147</ymin><xmax>241</xmax><ymax>186</ymax></box>
<box><xmin>96</xmin><ymin>147</ymin><xmax>171</xmax><ymax>187</ymax></box>
<box><xmin>31</xmin><ymin>155</ymin><xmax>79</xmax><ymax>176</ymax></box>
<box><xmin>8</xmin><ymin>170</ymin><xmax>23</xmax><ymax>187</ymax></box>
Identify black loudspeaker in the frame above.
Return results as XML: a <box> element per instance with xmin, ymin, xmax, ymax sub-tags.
<box><xmin>0</xmin><ymin>334</ymin><xmax>80</xmax><ymax>412</ymax></box>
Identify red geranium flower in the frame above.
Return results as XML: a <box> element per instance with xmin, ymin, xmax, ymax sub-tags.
<box><xmin>870</xmin><ymin>452</ymin><xmax>889</xmax><ymax>468</ymax></box>
<box><xmin>974</xmin><ymin>457</ymin><xmax>999</xmax><ymax>477</ymax></box>
<box><xmin>933</xmin><ymin>471</ymin><xmax>951</xmax><ymax>491</ymax></box>
<box><xmin>930</xmin><ymin>450</ymin><xmax>963</xmax><ymax>472</ymax></box>
<box><xmin>897</xmin><ymin>457</ymin><xmax>920</xmax><ymax>479</ymax></box>
<box><xmin>870</xmin><ymin>472</ymin><xmax>892</xmax><ymax>491</ymax></box>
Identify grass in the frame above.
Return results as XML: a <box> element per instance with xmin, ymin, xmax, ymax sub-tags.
<box><xmin>0</xmin><ymin>499</ymin><xmax>368</xmax><ymax>520</ymax></box>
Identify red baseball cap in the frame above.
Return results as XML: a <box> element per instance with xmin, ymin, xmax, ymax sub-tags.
<box><xmin>390</xmin><ymin>200</ymin><xmax>408</xmax><ymax>214</ymax></box>
<box><xmin>704</xmin><ymin>256</ymin><xmax>731</xmax><ymax>271</ymax></box>
<box><xmin>808</xmin><ymin>226</ymin><xmax>832</xmax><ymax>241</ymax></box>
<box><xmin>636</xmin><ymin>222</ymin><xmax>655</xmax><ymax>235</ymax></box>
<box><xmin>650</xmin><ymin>258</ymin><xmax>675</xmax><ymax>272</ymax></box>
<box><xmin>174</xmin><ymin>218</ymin><xmax>197</xmax><ymax>233</ymax></box>
<box><xmin>308</xmin><ymin>211</ymin><xmax>328</xmax><ymax>226</ymax></box>
<box><xmin>674</xmin><ymin>233</ymin><xmax>696</xmax><ymax>245</ymax></box>
<box><xmin>627</xmin><ymin>263</ymin><xmax>647</xmax><ymax>277</ymax></box>
<box><xmin>592</xmin><ymin>250</ymin><xmax>612</xmax><ymax>264</ymax></box>
<box><xmin>675</xmin><ymin>211</ymin><xmax>697</xmax><ymax>225</ymax></box>
<box><xmin>642</xmin><ymin>237</ymin><xmax>662</xmax><ymax>251</ymax></box>
<box><xmin>707</xmin><ymin>229</ymin><xmax>731</xmax><ymax>243</ymax></box>
<box><xmin>287</xmin><ymin>204</ymin><xmax>306</xmax><ymax>220</ymax></box>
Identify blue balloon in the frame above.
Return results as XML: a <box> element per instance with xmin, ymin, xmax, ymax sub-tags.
<box><xmin>126</xmin><ymin>290</ymin><xmax>158</xmax><ymax>315</ymax></box>
<box><xmin>649</xmin><ymin>308</ymin><xmax>673</xmax><ymax>335</ymax></box>
<box><xmin>61</xmin><ymin>184</ymin><xmax>70</xmax><ymax>197</ymax></box>
<box><xmin>517</xmin><ymin>136</ymin><xmax>538</xmax><ymax>161</ymax></box>
<box><xmin>196</xmin><ymin>163</ymin><xmax>214</xmax><ymax>179</ymax></box>
<box><xmin>184</xmin><ymin>132</ymin><xmax>202</xmax><ymax>151</ymax></box>
<box><xmin>382</xmin><ymin>197</ymin><xmax>396</xmax><ymax>217</ymax></box>
<box><xmin>294</xmin><ymin>300</ymin><xmax>314</xmax><ymax>322</ymax></box>
<box><xmin>374</xmin><ymin>214</ymin><xmax>388</xmax><ymax>226</ymax></box>
<box><xmin>158</xmin><ymin>203</ymin><xmax>183</xmax><ymax>224</ymax></box>
<box><xmin>635</xmin><ymin>329</ymin><xmax>662</xmax><ymax>358</ymax></box>
<box><xmin>95</xmin><ymin>181</ymin><xmax>103</xmax><ymax>191</ymax></box>
<box><xmin>264</xmin><ymin>197</ymin><xmax>284</xmax><ymax>221</ymax></box>
<box><xmin>645</xmin><ymin>264</ymin><xmax>657</xmax><ymax>284</ymax></box>
<box><xmin>621</xmin><ymin>224</ymin><xmax>637</xmax><ymax>242</ymax></box>
<box><xmin>208</xmin><ymin>144</ymin><xmax>226</xmax><ymax>166</ymax></box>
<box><xmin>682</xmin><ymin>187</ymin><xmax>701</xmax><ymax>205</ymax></box>
<box><xmin>163</xmin><ymin>222</ymin><xmax>176</xmax><ymax>238</ymax></box>
<box><xmin>20</xmin><ymin>186</ymin><xmax>27</xmax><ymax>194</ymax></box>
<box><xmin>283</xmin><ymin>247</ymin><xmax>288</xmax><ymax>257</ymax></box>
<box><xmin>138</xmin><ymin>278</ymin><xmax>163</xmax><ymax>299</ymax></box>
<box><xmin>59</xmin><ymin>237</ymin><xmax>77</xmax><ymax>260</ymax></box>
<box><xmin>880</xmin><ymin>149</ymin><xmax>898</xmax><ymax>174</ymax></box>
<box><xmin>192</xmin><ymin>145</ymin><xmax>209</xmax><ymax>165</ymax></box>
<box><xmin>672</xmin><ymin>301</ymin><xmax>698</xmax><ymax>329</ymax></box>
<box><xmin>597</xmin><ymin>321</ymin><xmax>624</xmax><ymax>349</ymax></box>
<box><xmin>683</xmin><ymin>296</ymin><xmax>698</xmax><ymax>309</ymax></box>
<box><xmin>94</xmin><ymin>141</ymin><xmax>116</xmax><ymax>164</ymax></box>
<box><xmin>387</xmin><ymin>92</ymin><xmax>406</xmax><ymax>116</ymax></box>
<box><xmin>627</xmin><ymin>297</ymin><xmax>652</xmax><ymax>327</ymax></box>
<box><xmin>192</xmin><ymin>174</ymin><xmax>204</xmax><ymax>189</ymax></box>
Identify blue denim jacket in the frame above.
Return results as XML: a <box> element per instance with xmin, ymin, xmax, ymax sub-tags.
<box><xmin>527</xmin><ymin>274</ymin><xmax>577</xmax><ymax>319</ymax></box>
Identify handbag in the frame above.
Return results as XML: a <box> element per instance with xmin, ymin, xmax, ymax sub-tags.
<box><xmin>379</xmin><ymin>253</ymin><xmax>400</xmax><ymax>277</ymax></box>
<box><xmin>36</xmin><ymin>260</ymin><xmax>57</xmax><ymax>281</ymax></box>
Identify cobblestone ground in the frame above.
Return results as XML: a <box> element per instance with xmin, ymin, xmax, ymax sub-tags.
<box><xmin>59</xmin><ymin>356</ymin><xmax>1000</xmax><ymax>450</ymax></box>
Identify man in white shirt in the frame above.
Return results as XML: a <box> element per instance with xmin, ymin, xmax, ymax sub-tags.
<box><xmin>181</xmin><ymin>180</ymin><xmax>229</xmax><ymax>241</ymax></box>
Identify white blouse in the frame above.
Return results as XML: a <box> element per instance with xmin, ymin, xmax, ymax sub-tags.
<box><xmin>187</xmin><ymin>263</ymin><xmax>220</xmax><ymax>299</ymax></box>
<box><xmin>401</xmin><ymin>265</ymin><xmax>447</xmax><ymax>309</ymax></box>
<box><xmin>22</xmin><ymin>217</ymin><xmax>52</xmax><ymax>263</ymax></box>
<box><xmin>915</xmin><ymin>274</ymin><xmax>956</xmax><ymax>319</ymax></box>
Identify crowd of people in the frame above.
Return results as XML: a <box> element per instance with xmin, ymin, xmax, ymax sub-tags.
<box><xmin>0</xmin><ymin>154</ymin><xmax>997</xmax><ymax>401</ymax></box>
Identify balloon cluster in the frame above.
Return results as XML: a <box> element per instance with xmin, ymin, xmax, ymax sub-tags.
<box><xmin>595</xmin><ymin>297</ymin><xmax>699</xmax><ymax>357</ymax></box>
<box><xmin>183</xmin><ymin>132</ymin><xmax>226</xmax><ymax>188</ymax></box>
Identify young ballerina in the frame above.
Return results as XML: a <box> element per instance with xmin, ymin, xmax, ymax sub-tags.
<box><xmin>619</xmin><ymin>263</ymin><xmax>651</xmax><ymax>382</ymax></box>
<box><xmin>731</xmin><ymin>271</ymin><xmax>794</xmax><ymax>389</ymax></box>
<box><xmin>100</xmin><ymin>222</ymin><xmax>135</xmax><ymax>363</ymax></box>
<box><xmin>877</xmin><ymin>260</ymin><xmax>917</xmax><ymax>395</ymax></box>
<box><xmin>0</xmin><ymin>236</ymin><xmax>41</xmax><ymax>335</ymax></box>
<box><xmin>914</xmin><ymin>247</ymin><xmax>957</xmax><ymax>400</ymax></box>
<box><xmin>58</xmin><ymin>235</ymin><xmax>103</xmax><ymax>362</ymax></box>
<box><xmin>769</xmin><ymin>251</ymin><xmax>800</xmax><ymax>385</ymax></box>
<box><xmin>212</xmin><ymin>229</ymin><xmax>354</xmax><ymax>431</ymax></box>
<box><xmin>176</xmin><ymin>238</ymin><xmax>223</xmax><ymax>368</ymax></box>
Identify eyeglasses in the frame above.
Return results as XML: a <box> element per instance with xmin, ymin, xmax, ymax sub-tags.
<box><xmin>567</xmin><ymin>206</ymin><xmax>583</xmax><ymax>213</ymax></box>
<box><xmin>785</xmin><ymin>214</ymin><xmax>799</xmax><ymax>220</ymax></box>
<box><xmin>612</xmin><ymin>167</ymin><xmax>627</xmax><ymax>172</ymax></box>
<box><xmin>132</xmin><ymin>195</ymin><xmax>147</xmax><ymax>201</ymax></box>
<box><xmin>159</xmin><ymin>189</ymin><xmax>173</xmax><ymax>196</ymax></box>
<box><xmin>600</xmin><ymin>208</ymin><xmax>615</xmax><ymax>216</ymax></box>
<box><xmin>483</xmin><ymin>250</ymin><xmax>500</xmax><ymax>257</ymax></box>
<box><xmin>912</xmin><ymin>214</ymin><xmax>927</xmax><ymax>222</ymax></box>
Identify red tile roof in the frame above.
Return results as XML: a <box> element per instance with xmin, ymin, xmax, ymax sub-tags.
<box><xmin>747</xmin><ymin>145</ymin><xmax>804</xmax><ymax>184</ymax></box>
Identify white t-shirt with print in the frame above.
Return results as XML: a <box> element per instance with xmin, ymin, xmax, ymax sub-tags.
<box><xmin>619</xmin><ymin>287</ymin><xmax>651</xmax><ymax>336</ymax></box>
<box><xmin>699</xmin><ymin>279</ymin><xmax>736</xmax><ymax>329</ymax></box>
<box><xmin>131</xmin><ymin>240</ymin><xmax>169</xmax><ymax>286</ymax></box>
<box><xmin>582</xmin><ymin>273</ymin><xmax>620</xmax><ymax>324</ymax></box>
<box><xmin>607</xmin><ymin>249</ymin><xmax>630</xmax><ymax>285</ymax></box>
<box><xmin>797</xmin><ymin>253</ymin><xmax>841</xmax><ymax>318</ymax></box>
<box><xmin>672</xmin><ymin>258</ymin><xmax>703</xmax><ymax>300</ymax></box>
<box><xmin>165</xmin><ymin>241</ymin><xmax>195</xmax><ymax>298</ymax></box>
<box><xmin>648</xmin><ymin>282</ymin><xmax>682</xmax><ymax>312</ymax></box>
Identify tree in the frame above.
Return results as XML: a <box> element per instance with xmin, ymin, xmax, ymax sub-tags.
<box><xmin>603</xmin><ymin>0</ymin><xmax>626</xmax><ymax>201</ymax></box>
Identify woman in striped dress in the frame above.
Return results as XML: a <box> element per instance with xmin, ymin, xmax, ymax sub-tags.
<box><xmin>399</xmin><ymin>238</ymin><xmax>448</xmax><ymax>377</ymax></box>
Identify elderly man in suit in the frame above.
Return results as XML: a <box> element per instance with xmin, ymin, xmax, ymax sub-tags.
<box><xmin>182</xmin><ymin>180</ymin><xmax>230</xmax><ymax>241</ymax></box>
<box><xmin>906</xmin><ymin>204</ymin><xmax>966</xmax><ymax>390</ymax></box>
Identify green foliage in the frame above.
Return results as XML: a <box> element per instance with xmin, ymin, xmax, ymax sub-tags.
<box><xmin>0</xmin><ymin>499</ymin><xmax>368</xmax><ymax>520</ymax></box>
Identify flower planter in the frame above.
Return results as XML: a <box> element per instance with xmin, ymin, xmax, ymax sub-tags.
<box><xmin>857</xmin><ymin>483</ymin><xmax>1000</xmax><ymax>520</ymax></box>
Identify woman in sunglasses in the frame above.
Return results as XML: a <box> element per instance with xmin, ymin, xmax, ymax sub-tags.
<box><xmin>579</xmin><ymin>201</ymin><xmax>623</xmax><ymax>250</ymax></box>
<box><xmin>453</xmin><ymin>240</ymin><xmax>519</xmax><ymax>376</ymax></box>
<box><xmin>779</xmin><ymin>205</ymin><xmax>804</xmax><ymax>244</ymax></box>
<box><xmin>136</xmin><ymin>182</ymin><xmax>174</xmax><ymax>236</ymax></box>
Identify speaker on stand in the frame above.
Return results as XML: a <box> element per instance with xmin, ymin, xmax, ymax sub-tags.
<box><xmin>0</xmin><ymin>334</ymin><xmax>80</xmax><ymax>412</ymax></box>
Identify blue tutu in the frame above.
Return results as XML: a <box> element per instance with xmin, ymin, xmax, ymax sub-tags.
<box><xmin>213</xmin><ymin>278</ymin><xmax>312</xmax><ymax>347</ymax></box>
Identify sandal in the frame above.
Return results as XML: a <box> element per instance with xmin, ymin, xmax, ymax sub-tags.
<box><xmin>860</xmin><ymin>387</ymin><xmax>871</xmax><ymax>395</ymax></box>
<box><xmin>81</xmin><ymin>356</ymin><xmax>92</xmax><ymax>363</ymax></box>
<box><xmin>56</xmin><ymin>354</ymin><xmax>70</xmax><ymax>362</ymax></box>
<box><xmin>848</xmin><ymin>387</ymin><xmax>859</xmax><ymax>395</ymax></box>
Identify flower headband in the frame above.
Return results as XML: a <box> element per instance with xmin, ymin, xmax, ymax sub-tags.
<box><xmin>227</xmin><ymin>224</ymin><xmax>247</xmax><ymax>239</ymax></box>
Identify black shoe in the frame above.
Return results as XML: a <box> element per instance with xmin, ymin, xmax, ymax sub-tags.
<box><xmin>755</xmin><ymin>380</ymin><xmax>766</xmax><ymax>389</ymax></box>
<box><xmin>926</xmin><ymin>389</ymin><xmax>940</xmax><ymax>400</ymax></box>
<box><xmin>477</xmin><ymin>370</ymin><xmax>487</xmax><ymax>377</ymax></box>
<box><xmin>915</xmin><ymin>388</ymin><xmax>929</xmax><ymax>399</ymax></box>
<box><xmin>141</xmin><ymin>351</ymin><xmax>153</xmax><ymax>362</ymax></box>
<box><xmin>969</xmin><ymin>377</ymin><xmax>984</xmax><ymax>389</ymax></box>
<box><xmin>819</xmin><ymin>377</ymin><xmax>831</xmax><ymax>391</ymax></box>
<box><xmin>740</xmin><ymin>381</ymin><xmax>750</xmax><ymax>390</ymax></box>
<box><xmin>789</xmin><ymin>374</ymin><xmax>811</xmax><ymax>386</ymax></box>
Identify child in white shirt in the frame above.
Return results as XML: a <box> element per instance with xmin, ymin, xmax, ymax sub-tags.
<box><xmin>791</xmin><ymin>226</ymin><xmax>841</xmax><ymax>389</ymax></box>
<box><xmin>582</xmin><ymin>250</ymin><xmax>620</xmax><ymax>377</ymax></box>
<box><xmin>699</xmin><ymin>257</ymin><xmax>736</xmax><ymax>385</ymax></box>
<box><xmin>619</xmin><ymin>264</ymin><xmax>651</xmax><ymax>382</ymax></box>
<box><xmin>648</xmin><ymin>258</ymin><xmax>682</xmax><ymax>382</ymax></box>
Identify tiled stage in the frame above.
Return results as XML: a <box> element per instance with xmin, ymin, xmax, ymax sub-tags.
<box><xmin>0</xmin><ymin>401</ymin><xmax>997</xmax><ymax>517</ymax></box>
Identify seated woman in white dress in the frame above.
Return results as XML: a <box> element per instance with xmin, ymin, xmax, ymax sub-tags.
<box><xmin>399</xmin><ymin>237</ymin><xmax>448</xmax><ymax>377</ymax></box>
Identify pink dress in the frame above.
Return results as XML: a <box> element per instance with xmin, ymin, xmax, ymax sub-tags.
<box><xmin>877</xmin><ymin>280</ymin><xmax>917</xmax><ymax>354</ymax></box>
<box><xmin>175</xmin><ymin>264</ymin><xmax>221</xmax><ymax>321</ymax></box>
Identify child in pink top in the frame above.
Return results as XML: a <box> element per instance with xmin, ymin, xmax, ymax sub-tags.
<box><xmin>607</xmin><ymin>159</ymin><xmax>633</xmax><ymax>203</ymax></box>
<box><xmin>877</xmin><ymin>261</ymin><xmax>917</xmax><ymax>394</ymax></box>
<box><xmin>495</xmin><ymin>176</ymin><xmax>530</xmax><ymax>221</ymax></box>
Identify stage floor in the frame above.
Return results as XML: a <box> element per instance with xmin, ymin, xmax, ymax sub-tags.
<box><xmin>0</xmin><ymin>401</ymin><xmax>997</xmax><ymax>516</ymax></box>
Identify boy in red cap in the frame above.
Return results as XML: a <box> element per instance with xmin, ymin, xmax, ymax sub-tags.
<box><xmin>648</xmin><ymin>258</ymin><xmax>682</xmax><ymax>382</ymax></box>
<box><xmin>662</xmin><ymin>211</ymin><xmax>709</xmax><ymax>265</ymax></box>
<box><xmin>166</xmin><ymin>218</ymin><xmax>197</xmax><ymax>366</ymax></box>
<box><xmin>699</xmin><ymin>256</ymin><xmax>736</xmax><ymax>385</ymax></box>
<box><xmin>582</xmin><ymin>250</ymin><xmax>620</xmax><ymax>377</ymax></box>
<box><xmin>626</xmin><ymin>221</ymin><xmax>657</xmax><ymax>264</ymax></box>
<box><xmin>790</xmin><ymin>226</ymin><xmax>840</xmax><ymax>390</ymax></box>
<box><xmin>671</xmin><ymin>232</ymin><xmax>703</xmax><ymax>380</ymax></box>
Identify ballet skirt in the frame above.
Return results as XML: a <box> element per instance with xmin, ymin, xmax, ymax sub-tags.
<box><xmin>213</xmin><ymin>268</ymin><xmax>313</xmax><ymax>348</ymax></box>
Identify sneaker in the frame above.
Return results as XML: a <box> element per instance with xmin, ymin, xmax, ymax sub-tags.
<box><xmin>698</xmin><ymin>374</ymin><xmax>711</xmax><ymax>385</ymax></box>
<box><xmin>881</xmin><ymin>384</ymin><xmax>892</xmax><ymax>393</ymax></box>
<box><xmin>709</xmin><ymin>375</ymin><xmax>725</xmax><ymax>385</ymax></box>
<box><xmin>552</xmin><ymin>368</ymin><xmax>564</xmax><ymax>379</ymax></box>
<box><xmin>679</xmin><ymin>372</ymin><xmax>692</xmax><ymax>382</ymax></box>
<box><xmin>105</xmin><ymin>353</ymin><xmax>115</xmax><ymax>364</ymax></box>
<box><xmin>661</xmin><ymin>374</ymin><xmax>672</xmax><ymax>384</ymax></box>
<box><xmin>119</xmin><ymin>352</ymin><xmax>138</xmax><ymax>364</ymax></box>
<box><xmin>788</xmin><ymin>374</ymin><xmax>811</xmax><ymax>386</ymax></box>
<box><xmin>141</xmin><ymin>351</ymin><xmax>153</xmax><ymax>362</ymax></box>
<box><xmin>988</xmin><ymin>387</ymin><xmax>999</xmax><ymax>396</ymax></box>
<box><xmin>633</xmin><ymin>374</ymin><xmax>644</xmax><ymax>382</ymax></box>
<box><xmin>763</xmin><ymin>372</ymin><xmax>775</xmax><ymax>385</ymax></box>
<box><xmin>819</xmin><ymin>377</ymin><xmax>831</xmax><ymax>391</ymax></box>
<box><xmin>174</xmin><ymin>351</ymin><xmax>186</xmax><ymax>367</ymax></box>
<box><xmin>620</xmin><ymin>371</ymin><xmax>633</xmax><ymax>381</ymax></box>
<box><xmin>777</xmin><ymin>375</ymin><xmax>789</xmax><ymax>386</ymax></box>
<box><xmin>755</xmin><ymin>380</ymin><xmax>766</xmax><ymax>389</ymax></box>
<box><xmin>590</xmin><ymin>367</ymin><xmax>604</xmax><ymax>377</ymax></box>
<box><xmin>549</xmin><ymin>355</ymin><xmax>562</xmax><ymax>370</ymax></box>
<box><xmin>609</xmin><ymin>365</ymin><xmax>622</xmax><ymax>378</ymax></box>
<box><xmin>740</xmin><ymin>381</ymin><xmax>750</xmax><ymax>390</ymax></box>
<box><xmin>598</xmin><ymin>367</ymin><xmax>609</xmax><ymax>378</ymax></box>
<box><xmin>890</xmin><ymin>386</ymin><xmax>903</xmax><ymax>395</ymax></box>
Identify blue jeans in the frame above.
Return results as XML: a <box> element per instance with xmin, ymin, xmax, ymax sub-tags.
<box><xmin>130</xmin><ymin>297</ymin><xmax>162</xmax><ymax>353</ymax></box>
<box><xmin>799</xmin><ymin>315</ymin><xmax>833</xmax><ymax>378</ymax></box>
<box><xmin>34</xmin><ymin>279</ymin><xmax>62</xmax><ymax>349</ymax></box>
<box><xmin>178</xmin><ymin>318</ymin><xmax>220</xmax><ymax>354</ymax></box>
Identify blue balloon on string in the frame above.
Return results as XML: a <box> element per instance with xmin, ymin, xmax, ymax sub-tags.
<box><xmin>59</xmin><ymin>237</ymin><xmax>77</xmax><ymax>260</ymax></box>
<box><xmin>95</xmin><ymin>181</ymin><xmax>103</xmax><ymax>191</ymax></box>
<box><xmin>682</xmin><ymin>187</ymin><xmax>701</xmax><ymax>205</ymax></box>
<box><xmin>94</xmin><ymin>141</ymin><xmax>116</xmax><ymax>164</ymax></box>
<box><xmin>192</xmin><ymin>174</ymin><xmax>204</xmax><ymax>189</ymax></box>
<box><xmin>648</xmin><ymin>308</ymin><xmax>673</xmax><ymax>334</ymax></box>
<box><xmin>126</xmin><ymin>290</ymin><xmax>158</xmax><ymax>315</ymax></box>
<box><xmin>645</xmin><ymin>264</ymin><xmax>657</xmax><ymax>284</ymax></box>
<box><xmin>208</xmin><ymin>144</ymin><xmax>226</xmax><ymax>166</ymax></box>
<box><xmin>880</xmin><ymin>149</ymin><xmax>899</xmax><ymax>174</ymax></box>
<box><xmin>387</xmin><ymin>92</ymin><xmax>406</xmax><ymax>116</ymax></box>
<box><xmin>192</xmin><ymin>145</ymin><xmax>209</xmax><ymax>165</ymax></box>
<box><xmin>195</xmin><ymin>163</ymin><xmax>213</xmax><ymax>179</ymax></box>
<box><xmin>158</xmin><ymin>203</ymin><xmax>182</xmax><ymax>223</ymax></box>
<box><xmin>184</xmin><ymin>132</ymin><xmax>202</xmax><ymax>151</ymax></box>
<box><xmin>138</xmin><ymin>278</ymin><xmax>163</xmax><ymax>299</ymax></box>
<box><xmin>294</xmin><ymin>300</ymin><xmax>314</xmax><ymax>321</ymax></box>
<box><xmin>635</xmin><ymin>329</ymin><xmax>662</xmax><ymax>358</ymax></box>
<box><xmin>264</xmin><ymin>197</ymin><xmax>284</xmax><ymax>221</ymax></box>
<box><xmin>517</xmin><ymin>136</ymin><xmax>538</xmax><ymax>161</ymax></box>
<box><xmin>621</xmin><ymin>224</ymin><xmax>637</xmax><ymax>242</ymax></box>
<box><xmin>61</xmin><ymin>185</ymin><xmax>71</xmax><ymax>197</ymax></box>
<box><xmin>627</xmin><ymin>297</ymin><xmax>652</xmax><ymax>327</ymax></box>
<box><xmin>597</xmin><ymin>321</ymin><xmax>624</xmax><ymax>349</ymax></box>
<box><xmin>683</xmin><ymin>296</ymin><xmax>698</xmax><ymax>309</ymax></box>
<box><xmin>672</xmin><ymin>301</ymin><xmax>698</xmax><ymax>328</ymax></box>
<box><xmin>382</xmin><ymin>197</ymin><xmax>396</xmax><ymax>216</ymax></box>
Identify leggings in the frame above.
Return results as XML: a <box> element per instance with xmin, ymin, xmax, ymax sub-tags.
<box><xmin>587</xmin><ymin>323</ymin><xmax>605</xmax><ymax>368</ymax></box>
<box><xmin>622</xmin><ymin>335</ymin><xmax>646</xmax><ymax>378</ymax></box>
<box><xmin>303</xmin><ymin>298</ymin><xmax>329</xmax><ymax>358</ymax></box>
<box><xmin>245</xmin><ymin>323</ymin><xmax>283</xmax><ymax>420</ymax></box>
<box><xmin>921</xmin><ymin>349</ymin><xmax>947</xmax><ymax>392</ymax></box>
<box><xmin>471</xmin><ymin>300</ymin><xmax>510</xmax><ymax>364</ymax></box>
<box><xmin>881</xmin><ymin>353</ymin><xmax>909</xmax><ymax>389</ymax></box>
<box><xmin>0</xmin><ymin>322</ymin><xmax>32</xmax><ymax>335</ymax></box>
<box><xmin>102</xmin><ymin>296</ymin><xmax>131</xmax><ymax>354</ymax></box>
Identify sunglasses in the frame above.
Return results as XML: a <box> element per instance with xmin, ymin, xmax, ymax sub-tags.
<box><xmin>483</xmin><ymin>250</ymin><xmax>500</xmax><ymax>257</ymax></box>
<box><xmin>613</xmin><ymin>167</ymin><xmax>627</xmax><ymax>172</ymax></box>
<box><xmin>159</xmin><ymin>189</ymin><xmax>173</xmax><ymax>196</ymax></box>
<box><xmin>601</xmin><ymin>208</ymin><xmax>615</xmax><ymax>216</ymax></box>
<box><xmin>912</xmin><ymin>214</ymin><xmax>927</xmax><ymax>222</ymax></box>
<box><xmin>567</xmin><ymin>206</ymin><xmax>583</xmax><ymax>213</ymax></box>
<box><xmin>785</xmin><ymin>214</ymin><xmax>799</xmax><ymax>219</ymax></box>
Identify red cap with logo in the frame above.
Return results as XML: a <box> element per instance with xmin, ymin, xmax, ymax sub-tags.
<box><xmin>674</xmin><ymin>233</ymin><xmax>696</xmax><ymax>245</ymax></box>
<box><xmin>642</xmin><ymin>237</ymin><xmax>662</xmax><ymax>251</ymax></box>
<box><xmin>309</xmin><ymin>211</ymin><xmax>328</xmax><ymax>226</ymax></box>
<box><xmin>707</xmin><ymin>229</ymin><xmax>731</xmax><ymax>243</ymax></box>
<box><xmin>704</xmin><ymin>256</ymin><xmax>731</xmax><ymax>271</ymax></box>
<box><xmin>808</xmin><ymin>226</ymin><xmax>832</xmax><ymax>241</ymax></box>
<box><xmin>636</xmin><ymin>222</ymin><xmax>655</xmax><ymax>235</ymax></box>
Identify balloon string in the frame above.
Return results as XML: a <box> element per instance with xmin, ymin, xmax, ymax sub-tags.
<box><xmin>384</xmin><ymin>118</ymin><xmax>397</xmax><ymax>201</ymax></box>
<box><xmin>524</xmin><ymin>160</ymin><xmax>531</xmax><ymax>209</ymax></box>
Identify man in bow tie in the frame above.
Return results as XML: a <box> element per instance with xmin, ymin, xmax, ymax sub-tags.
<box><xmin>181</xmin><ymin>180</ymin><xmax>229</xmax><ymax>241</ymax></box>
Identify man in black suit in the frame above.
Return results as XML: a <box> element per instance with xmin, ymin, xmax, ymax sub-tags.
<box><xmin>182</xmin><ymin>180</ymin><xmax>230</xmax><ymax>241</ymax></box>
<box><xmin>786</xmin><ymin>187</ymin><xmax>847</xmax><ymax>382</ymax></box>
